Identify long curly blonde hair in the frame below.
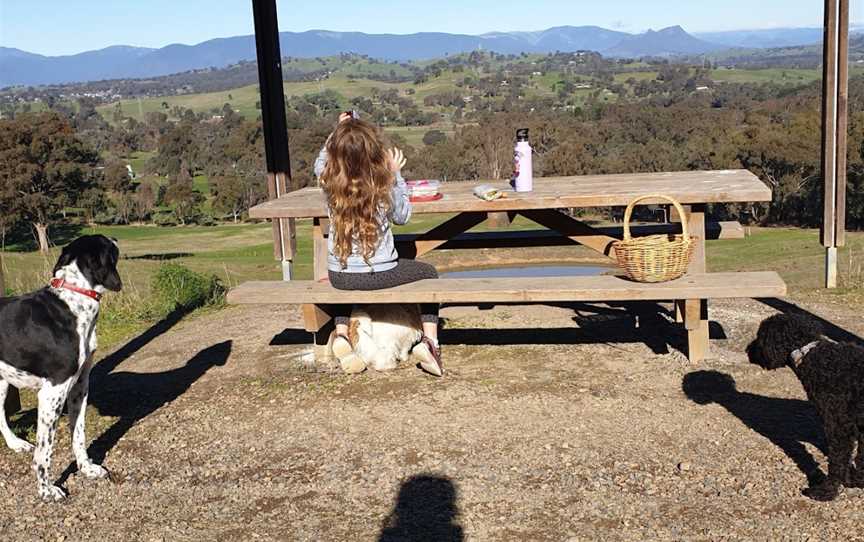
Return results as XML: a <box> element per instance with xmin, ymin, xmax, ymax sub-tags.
<box><xmin>319</xmin><ymin>119</ymin><xmax>394</xmax><ymax>268</ymax></box>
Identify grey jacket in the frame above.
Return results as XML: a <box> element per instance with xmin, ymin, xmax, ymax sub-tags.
<box><xmin>314</xmin><ymin>145</ymin><xmax>411</xmax><ymax>273</ymax></box>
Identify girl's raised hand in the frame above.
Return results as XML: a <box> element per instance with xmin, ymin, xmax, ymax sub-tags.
<box><xmin>338</xmin><ymin>111</ymin><xmax>353</xmax><ymax>124</ymax></box>
<box><xmin>388</xmin><ymin>147</ymin><xmax>406</xmax><ymax>173</ymax></box>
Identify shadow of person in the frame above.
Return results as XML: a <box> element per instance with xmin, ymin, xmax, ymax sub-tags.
<box><xmin>682</xmin><ymin>370</ymin><xmax>827</xmax><ymax>486</ymax></box>
<box><xmin>379</xmin><ymin>474</ymin><xmax>464</xmax><ymax>542</ymax></box>
<box><xmin>57</xmin><ymin>340</ymin><xmax>232</xmax><ymax>483</ymax></box>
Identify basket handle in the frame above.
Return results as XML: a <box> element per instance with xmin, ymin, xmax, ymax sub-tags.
<box><xmin>622</xmin><ymin>194</ymin><xmax>690</xmax><ymax>241</ymax></box>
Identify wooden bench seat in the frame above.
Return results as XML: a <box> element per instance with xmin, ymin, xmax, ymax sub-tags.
<box><xmin>228</xmin><ymin>271</ymin><xmax>785</xmax><ymax>305</ymax></box>
<box><xmin>228</xmin><ymin>271</ymin><xmax>785</xmax><ymax>363</ymax></box>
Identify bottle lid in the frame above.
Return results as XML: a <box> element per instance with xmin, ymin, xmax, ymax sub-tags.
<box><xmin>516</xmin><ymin>128</ymin><xmax>529</xmax><ymax>142</ymax></box>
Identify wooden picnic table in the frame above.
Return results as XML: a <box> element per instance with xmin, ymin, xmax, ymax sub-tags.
<box><xmin>250</xmin><ymin>170</ymin><xmax>770</xmax><ymax>219</ymax></box>
<box><xmin>237</xmin><ymin>169</ymin><xmax>775</xmax><ymax>363</ymax></box>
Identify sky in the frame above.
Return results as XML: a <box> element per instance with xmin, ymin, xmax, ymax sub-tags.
<box><xmin>0</xmin><ymin>0</ymin><xmax>859</xmax><ymax>56</ymax></box>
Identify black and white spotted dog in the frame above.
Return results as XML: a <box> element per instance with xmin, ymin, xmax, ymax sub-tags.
<box><xmin>0</xmin><ymin>235</ymin><xmax>121</xmax><ymax>501</ymax></box>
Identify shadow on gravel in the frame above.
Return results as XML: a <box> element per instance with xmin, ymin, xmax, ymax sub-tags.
<box><xmin>269</xmin><ymin>328</ymin><xmax>313</xmax><ymax>346</ymax></box>
<box><xmin>56</xmin><ymin>330</ymin><xmax>232</xmax><ymax>485</ymax></box>
<box><xmin>444</xmin><ymin>302</ymin><xmax>726</xmax><ymax>357</ymax></box>
<box><xmin>682</xmin><ymin>370</ymin><xmax>827</xmax><ymax>486</ymax></box>
<box><xmin>269</xmin><ymin>301</ymin><xmax>728</xmax><ymax>358</ymax></box>
<box><xmin>124</xmin><ymin>252</ymin><xmax>194</xmax><ymax>261</ymax></box>
<box><xmin>758</xmin><ymin>298</ymin><xmax>864</xmax><ymax>347</ymax></box>
<box><xmin>379</xmin><ymin>474</ymin><xmax>463</xmax><ymax>542</ymax></box>
<box><xmin>94</xmin><ymin>307</ymin><xmax>191</xmax><ymax>375</ymax></box>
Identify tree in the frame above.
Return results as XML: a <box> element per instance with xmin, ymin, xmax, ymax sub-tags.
<box><xmin>422</xmin><ymin>130</ymin><xmax>447</xmax><ymax>146</ymax></box>
<box><xmin>164</xmin><ymin>166</ymin><xmax>203</xmax><ymax>225</ymax></box>
<box><xmin>211</xmin><ymin>176</ymin><xmax>247</xmax><ymax>223</ymax></box>
<box><xmin>0</xmin><ymin>112</ymin><xmax>97</xmax><ymax>251</ymax></box>
<box><xmin>0</xmin><ymin>190</ymin><xmax>20</xmax><ymax>250</ymax></box>
<box><xmin>102</xmin><ymin>161</ymin><xmax>133</xmax><ymax>192</ymax></box>
<box><xmin>133</xmin><ymin>181</ymin><xmax>158</xmax><ymax>222</ymax></box>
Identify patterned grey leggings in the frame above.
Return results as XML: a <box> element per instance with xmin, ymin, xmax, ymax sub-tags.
<box><xmin>328</xmin><ymin>259</ymin><xmax>439</xmax><ymax>326</ymax></box>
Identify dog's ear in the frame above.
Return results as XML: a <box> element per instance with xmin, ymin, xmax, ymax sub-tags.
<box><xmin>52</xmin><ymin>245</ymin><xmax>76</xmax><ymax>276</ymax></box>
<box><xmin>786</xmin><ymin>313</ymin><xmax>822</xmax><ymax>338</ymax></box>
<box><xmin>96</xmin><ymin>238</ymin><xmax>122</xmax><ymax>291</ymax></box>
<box><xmin>751</xmin><ymin>313</ymin><xmax>821</xmax><ymax>370</ymax></box>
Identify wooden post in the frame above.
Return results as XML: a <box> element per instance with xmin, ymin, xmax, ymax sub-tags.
<box><xmin>684</xmin><ymin>205</ymin><xmax>709</xmax><ymax>363</ymax></box>
<box><xmin>252</xmin><ymin>0</ymin><xmax>294</xmax><ymax>280</ymax></box>
<box><xmin>266</xmin><ymin>173</ymin><xmax>296</xmax><ymax>278</ymax></box>
<box><xmin>820</xmin><ymin>0</ymin><xmax>849</xmax><ymax>288</ymax></box>
<box><xmin>312</xmin><ymin>218</ymin><xmax>329</xmax><ymax>281</ymax></box>
<box><xmin>307</xmin><ymin>218</ymin><xmax>333</xmax><ymax>361</ymax></box>
<box><xmin>0</xmin><ymin>261</ymin><xmax>20</xmax><ymax>414</ymax></box>
<box><xmin>486</xmin><ymin>212</ymin><xmax>514</xmax><ymax>229</ymax></box>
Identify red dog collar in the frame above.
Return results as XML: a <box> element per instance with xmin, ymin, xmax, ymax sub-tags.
<box><xmin>49</xmin><ymin>278</ymin><xmax>102</xmax><ymax>302</ymax></box>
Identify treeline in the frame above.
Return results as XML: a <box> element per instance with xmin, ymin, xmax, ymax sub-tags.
<box><xmin>406</xmin><ymin>77</ymin><xmax>864</xmax><ymax>227</ymax></box>
<box><xmin>2</xmin><ymin>68</ymin><xmax>863</xmax><ymax>252</ymax></box>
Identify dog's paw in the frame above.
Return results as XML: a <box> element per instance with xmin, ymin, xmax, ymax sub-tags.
<box><xmin>5</xmin><ymin>437</ymin><xmax>34</xmax><ymax>454</ymax></box>
<box><xmin>370</xmin><ymin>358</ymin><xmax>399</xmax><ymax>372</ymax></box>
<box><xmin>39</xmin><ymin>484</ymin><xmax>67</xmax><ymax>502</ymax></box>
<box><xmin>79</xmin><ymin>462</ymin><xmax>110</xmax><ymax>480</ymax></box>
<box><xmin>803</xmin><ymin>481</ymin><xmax>840</xmax><ymax>501</ymax></box>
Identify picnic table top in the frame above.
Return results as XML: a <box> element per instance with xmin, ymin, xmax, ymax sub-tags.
<box><xmin>249</xmin><ymin>169</ymin><xmax>771</xmax><ymax>219</ymax></box>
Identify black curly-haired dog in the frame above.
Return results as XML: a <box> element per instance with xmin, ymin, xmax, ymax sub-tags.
<box><xmin>747</xmin><ymin>313</ymin><xmax>864</xmax><ymax>501</ymax></box>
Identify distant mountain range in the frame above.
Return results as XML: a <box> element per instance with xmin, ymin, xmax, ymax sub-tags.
<box><xmin>2</xmin><ymin>24</ymin><xmax>862</xmax><ymax>87</ymax></box>
<box><xmin>607</xmin><ymin>26</ymin><xmax>723</xmax><ymax>57</ymax></box>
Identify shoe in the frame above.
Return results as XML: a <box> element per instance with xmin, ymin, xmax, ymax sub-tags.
<box><xmin>332</xmin><ymin>335</ymin><xmax>366</xmax><ymax>374</ymax></box>
<box><xmin>413</xmin><ymin>336</ymin><xmax>443</xmax><ymax>377</ymax></box>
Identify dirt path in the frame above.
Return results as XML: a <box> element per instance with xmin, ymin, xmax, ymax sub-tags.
<box><xmin>1</xmin><ymin>295</ymin><xmax>863</xmax><ymax>541</ymax></box>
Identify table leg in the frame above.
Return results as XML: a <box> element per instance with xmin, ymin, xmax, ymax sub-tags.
<box><xmin>312</xmin><ymin>218</ymin><xmax>329</xmax><ymax>282</ymax></box>
<box><xmin>683</xmin><ymin>205</ymin><xmax>708</xmax><ymax>363</ymax></box>
<box><xmin>487</xmin><ymin>212</ymin><xmax>515</xmax><ymax>229</ymax></box>
<box><xmin>305</xmin><ymin>218</ymin><xmax>333</xmax><ymax>361</ymax></box>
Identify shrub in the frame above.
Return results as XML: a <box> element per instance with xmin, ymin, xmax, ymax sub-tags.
<box><xmin>153</xmin><ymin>212</ymin><xmax>179</xmax><ymax>226</ymax></box>
<box><xmin>195</xmin><ymin>213</ymin><xmax>216</xmax><ymax>227</ymax></box>
<box><xmin>94</xmin><ymin>211</ymin><xmax>120</xmax><ymax>225</ymax></box>
<box><xmin>151</xmin><ymin>263</ymin><xmax>225</xmax><ymax>314</ymax></box>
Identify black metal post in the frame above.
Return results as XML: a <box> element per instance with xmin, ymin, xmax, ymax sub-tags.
<box><xmin>252</xmin><ymin>0</ymin><xmax>290</xmax><ymax>174</ymax></box>
<box><xmin>252</xmin><ymin>0</ymin><xmax>296</xmax><ymax>278</ymax></box>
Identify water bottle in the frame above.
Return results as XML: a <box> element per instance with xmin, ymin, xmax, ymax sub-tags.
<box><xmin>512</xmin><ymin>128</ymin><xmax>533</xmax><ymax>192</ymax></box>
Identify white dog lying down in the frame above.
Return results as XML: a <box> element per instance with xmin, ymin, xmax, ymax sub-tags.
<box><xmin>345</xmin><ymin>304</ymin><xmax>423</xmax><ymax>371</ymax></box>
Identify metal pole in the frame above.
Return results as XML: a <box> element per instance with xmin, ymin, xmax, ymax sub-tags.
<box><xmin>252</xmin><ymin>0</ymin><xmax>295</xmax><ymax>280</ymax></box>
<box><xmin>821</xmin><ymin>0</ymin><xmax>849</xmax><ymax>288</ymax></box>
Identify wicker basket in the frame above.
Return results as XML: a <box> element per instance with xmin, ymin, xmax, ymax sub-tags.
<box><xmin>613</xmin><ymin>194</ymin><xmax>694</xmax><ymax>283</ymax></box>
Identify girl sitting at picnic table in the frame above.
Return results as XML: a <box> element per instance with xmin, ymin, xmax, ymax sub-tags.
<box><xmin>314</xmin><ymin>112</ymin><xmax>443</xmax><ymax>376</ymax></box>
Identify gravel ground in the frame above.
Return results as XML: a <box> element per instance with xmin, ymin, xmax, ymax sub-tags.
<box><xmin>1</xmin><ymin>296</ymin><xmax>863</xmax><ymax>541</ymax></box>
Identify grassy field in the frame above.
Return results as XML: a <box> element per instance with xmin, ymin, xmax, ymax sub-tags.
<box><xmin>384</xmin><ymin>123</ymin><xmax>456</xmax><ymax>148</ymax></box>
<box><xmin>4</xmin><ymin>222</ymin><xmax>861</xmax><ymax>296</ymax></box>
<box><xmin>93</xmin><ymin>63</ymin><xmax>856</xmax><ymax>128</ymax></box>
<box><xmin>96</xmin><ymin>76</ymin><xmax>410</xmax><ymax>123</ymax></box>
<box><xmin>709</xmin><ymin>68</ymin><xmax>822</xmax><ymax>84</ymax></box>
